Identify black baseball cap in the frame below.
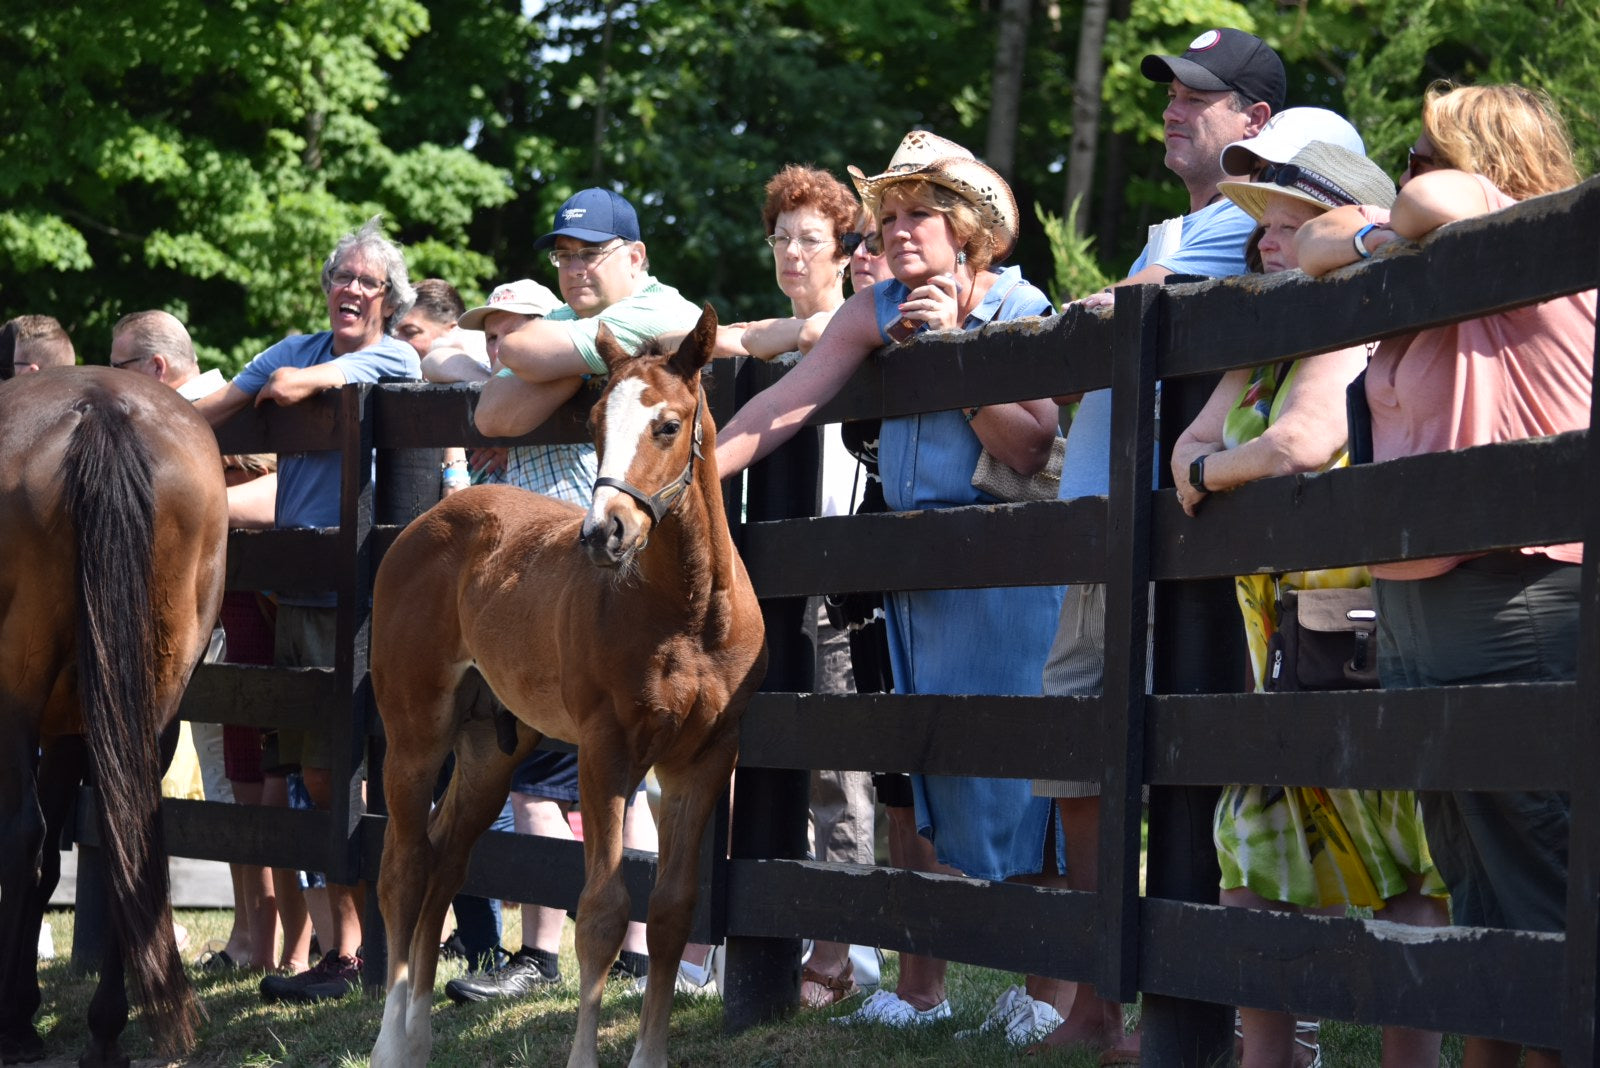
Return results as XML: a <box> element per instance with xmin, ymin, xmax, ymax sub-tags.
<box><xmin>1142</xmin><ymin>28</ymin><xmax>1286</xmax><ymax>113</ymax></box>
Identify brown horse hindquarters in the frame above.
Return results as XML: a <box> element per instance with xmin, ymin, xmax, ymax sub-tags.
<box><xmin>0</xmin><ymin>368</ymin><xmax>227</xmax><ymax>1065</ymax></box>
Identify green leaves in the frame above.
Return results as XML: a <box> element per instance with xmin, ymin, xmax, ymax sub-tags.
<box><xmin>2</xmin><ymin>0</ymin><xmax>1593</xmax><ymax>373</ymax></box>
<box><xmin>0</xmin><ymin>213</ymin><xmax>93</xmax><ymax>274</ymax></box>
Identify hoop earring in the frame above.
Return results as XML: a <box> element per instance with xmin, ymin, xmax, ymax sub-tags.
<box><xmin>955</xmin><ymin>250</ymin><xmax>967</xmax><ymax>266</ymax></box>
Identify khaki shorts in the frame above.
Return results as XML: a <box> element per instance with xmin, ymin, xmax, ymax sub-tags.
<box><xmin>1034</xmin><ymin>584</ymin><xmax>1106</xmax><ymax>800</ymax></box>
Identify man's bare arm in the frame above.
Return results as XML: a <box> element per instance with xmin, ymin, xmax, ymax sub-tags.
<box><xmin>474</xmin><ymin>373</ymin><xmax>584</xmax><ymax>438</ymax></box>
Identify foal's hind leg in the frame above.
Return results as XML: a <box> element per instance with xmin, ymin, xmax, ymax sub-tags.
<box><xmin>373</xmin><ymin>690</ymin><xmax>460</xmax><ymax>1068</ymax></box>
<box><xmin>373</xmin><ymin>712</ymin><xmax>528</xmax><ymax>1068</ymax></box>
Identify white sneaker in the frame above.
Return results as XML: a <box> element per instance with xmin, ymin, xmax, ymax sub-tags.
<box><xmin>955</xmin><ymin>985</ymin><xmax>1064</xmax><ymax>1045</ymax></box>
<box><xmin>832</xmin><ymin>989</ymin><xmax>952</xmax><ymax>1028</ymax></box>
<box><xmin>848</xmin><ymin>945</ymin><xmax>883</xmax><ymax>995</ymax></box>
<box><xmin>628</xmin><ymin>953</ymin><xmax>718</xmax><ymax>997</ymax></box>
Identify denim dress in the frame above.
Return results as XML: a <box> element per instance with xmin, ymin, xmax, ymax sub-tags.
<box><xmin>874</xmin><ymin>266</ymin><xmax>1066</xmax><ymax>881</ymax></box>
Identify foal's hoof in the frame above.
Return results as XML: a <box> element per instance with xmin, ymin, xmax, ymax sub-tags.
<box><xmin>75</xmin><ymin>1044</ymin><xmax>129</xmax><ymax>1068</ymax></box>
<box><xmin>0</xmin><ymin>1025</ymin><xmax>45</xmax><ymax>1064</ymax></box>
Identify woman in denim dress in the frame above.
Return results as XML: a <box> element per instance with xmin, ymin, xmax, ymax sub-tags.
<box><xmin>717</xmin><ymin>131</ymin><xmax>1067</xmax><ymax>1041</ymax></box>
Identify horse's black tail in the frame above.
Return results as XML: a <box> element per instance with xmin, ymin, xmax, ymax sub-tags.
<box><xmin>63</xmin><ymin>391</ymin><xmax>199</xmax><ymax>1054</ymax></box>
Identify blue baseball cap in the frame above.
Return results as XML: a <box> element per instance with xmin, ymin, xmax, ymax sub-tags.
<box><xmin>533</xmin><ymin>188</ymin><xmax>641</xmax><ymax>250</ymax></box>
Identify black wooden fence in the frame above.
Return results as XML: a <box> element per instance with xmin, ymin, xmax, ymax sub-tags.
<box><xmin>68</xmin><ymin>174</ymin><xmax>1597</xmax><ymax>1063</ymax></box>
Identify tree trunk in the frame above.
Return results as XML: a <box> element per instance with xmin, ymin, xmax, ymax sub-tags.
<box><xmin>589</xmin><ymin>0</ymin><xmax>617</xmax><ymax>182</ymax></box>
<box><xmin>1064</xmin><ymin>0</ymin><xmax>1110</xmax><ymax>233</ymax></box>
<box><xmin>985</xmin><ymin>0</ymin><xmax>1030</xmax><ymax>178</ymax></box>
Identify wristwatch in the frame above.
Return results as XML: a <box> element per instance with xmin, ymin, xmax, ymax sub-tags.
<box><xmin>1188</xmin><ymin>454</ymin><xmax>1209</xmax><ymax>493</ymax></box>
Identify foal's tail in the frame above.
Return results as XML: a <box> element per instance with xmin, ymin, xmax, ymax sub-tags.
<box><xmin>63</xmin><ymin>392</ymin><xmax>199</xmax><ymax>1054</ymax></box>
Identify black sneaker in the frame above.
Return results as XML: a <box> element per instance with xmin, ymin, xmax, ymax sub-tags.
<box><xmin>439</xmin><ymin>930</ymin><xmax>469</xmax><ymax>962</ymax></box>
<box><xmin>259</xmin><ymin>953</ymin><xmax>362</xmax><ymax>1004</ymax></box>
<box><xmin>444</xmin><ymin>948</ymin><xmax>561</xmax><ymax>1004</ymax></box>
<box><xmin>608</xmin><ymin>950</ymin><xmax>649</xmax><ymax>983</ymax></box>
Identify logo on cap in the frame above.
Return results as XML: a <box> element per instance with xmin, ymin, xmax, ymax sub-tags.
<box><xmin>1188</xmin><ymin>29</ymin><xmax>1221</xmax><ymax>51</ymax></box>
<box><xmin>562</xmin><ymin>208</ymin><xmax>587</xmax><ymax>222</ymax></box>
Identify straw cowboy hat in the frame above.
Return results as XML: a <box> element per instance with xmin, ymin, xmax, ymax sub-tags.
<box><xmin>849</xmin><ymin>130</ymin><xmax>1020</xmax><ymax>260</ymax></box>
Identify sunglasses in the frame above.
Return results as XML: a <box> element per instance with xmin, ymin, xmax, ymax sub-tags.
<box><xmin>1255</xmin><ymin>162</ymin><xmax>1355</xmax><ymax>209</ymax></box>
<box><xmin>1405</xmin><ymin>146</ymin><xmax>1440</xmax><ymax>176</ymax></box>
<box><xmin>841</xmin><ymin>231</ymin><xmax>884</xmax><ymax>257</ymax></box>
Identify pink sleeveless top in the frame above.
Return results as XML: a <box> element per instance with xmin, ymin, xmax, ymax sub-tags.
<box><xmin>1361</xmin><ymin>177</ymin><xmax>1595</xmax><ymax>579</ymax></box>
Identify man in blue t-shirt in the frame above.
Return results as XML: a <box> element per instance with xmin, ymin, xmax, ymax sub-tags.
<box><xmin>195</xmin><ymin>217</ymin><xmax>420</xmax><ymax>1004</ymax></box>
<box><xmin>1030</xmin><ymin>28</ymin><xmax>1285</xmax><ymax>1057</ymax></box>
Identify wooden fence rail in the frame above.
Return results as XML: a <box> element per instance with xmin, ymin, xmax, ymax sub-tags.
<box><xmin>86</xmin><ymin>173</ymin><xmax>1596</xmax><ymax>1063</ymax></box>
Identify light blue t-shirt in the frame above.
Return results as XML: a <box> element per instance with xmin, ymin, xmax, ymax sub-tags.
<box><xmin>233</xmin><ymin>330</ymin><xmax>419</xmax><ymax>532</ymax></box>
<box><xmin>1061</xmin><ymin>199</ymin><xmax>1255</xmax><ymax>501</ymax></box>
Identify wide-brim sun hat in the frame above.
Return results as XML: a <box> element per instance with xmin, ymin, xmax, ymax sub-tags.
<box><xmin>1218</xmin><ymin>140</ymin><xmax>1397</xmax><ymax>221</ymax></box>
<box><xmin>458</xmin><ymin>278</ymin><xmax>562</xmax><ymax>330</ymax></box>
<box><xmin>848</xmin><ymin>130</ymin><xmax>1019</xmax><ymax>261</ymax></box>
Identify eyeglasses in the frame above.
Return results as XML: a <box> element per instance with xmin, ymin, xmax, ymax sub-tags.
<box><xmin>1406</xmin><ymin>146</ymin><xmax>1440</xmax><ymax>177</ymax></box>
<box><xmin>111</xmin><ymin>354</ymin><xmax>150</xmax><ymax>370</ymax></box>
<box><xmin>1255</xmin><ymin>162</ymin><xmax>1355</xmax><ymax>209</ymax></box>
<box><xmin>549</xmin><ymin>240</ymin><xmax>625</xmax><ymax>271</ymax></box>
<box><xmin>765</xmin><ymin>232</ymin><xmax>833</xmax><ymax>255</ymax></box>
<box><xmin>329</xmin><ymin>269</ymin><xmax>390</xmax><ymax>295</ymax></box>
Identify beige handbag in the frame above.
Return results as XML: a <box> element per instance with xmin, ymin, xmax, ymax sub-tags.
<box><xmin>971</xmin><ymin>435</ymin><xmax>1065</xmax><ymax>502</ymax></box>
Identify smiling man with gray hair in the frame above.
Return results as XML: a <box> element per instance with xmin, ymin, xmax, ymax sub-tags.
<box><xmin>193</xmin><ymin>216</ymin><xmax>420</xmax><ymax>1004</ymax></box>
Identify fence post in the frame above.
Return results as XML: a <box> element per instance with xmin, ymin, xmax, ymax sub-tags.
<box><xmin>328</xmin><ymin>385</ymin><xmax>374</xmax><ymax>981</ymax></box>
<box><xmin>67</xmin><ymin>783</ymin><xmax>110</xmax><ymax>975</ymax></box>
<box><xmin>1140</xmin><ymin>284</ymin><xmax>1240</xmax><ymax>1066</ymax></box>
<box><xmin>722</xmin><ymin>362</ymin><xmax>815</xmax><ymax>1033</ymax></box>
<box><xmin>1096</xmin><ymin>284</ymin><xmax>1159</xmax><ymax>1014</ymax></box>
<box><xmin>360</xmin><ymin>407</ymin><xmax>442</xmax><ymax>989</ymax></box>
<box><xmin>1560</xmin><ymin>284</ymin><xmax>1600</xmax><ymax>1062</ymax></box>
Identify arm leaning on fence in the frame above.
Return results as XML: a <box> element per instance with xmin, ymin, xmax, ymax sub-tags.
<box><xmin>715</xmin><ymin>290</ymin><xmax>880</xmax><ymax>478</ymax></box>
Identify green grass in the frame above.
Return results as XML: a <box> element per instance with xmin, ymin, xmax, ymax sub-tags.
<box><xmin>29</xmin><ymin>908</ymin><xmax>1463</xmax><ymax>1066</ymax></box>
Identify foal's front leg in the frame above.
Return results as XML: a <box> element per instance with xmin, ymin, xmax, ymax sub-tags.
<box><xmin>630</xmin><ymin>739</ymin><xmax>737</xmax><ymax>1068</ymax></box>
<box><xmin>567</xmin><ymin>748</ymin><xmax>638</xmax><ymax>1068</ymax></box>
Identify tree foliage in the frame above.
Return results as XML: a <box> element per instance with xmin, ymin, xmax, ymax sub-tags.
<box><xmin>2</xmin><ymin>0</ymin><xmax>1593</xmax><ymax>371</ymax></box>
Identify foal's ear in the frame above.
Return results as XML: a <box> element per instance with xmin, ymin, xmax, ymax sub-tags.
<box><xmin>668</xmin><ymin>303</ymin><xmax>718</xmax><ymax>378</ymax></box>
<box><xmin>596</xmin><ymin>323</ymin><xmax>631</xmax><ymax>375</ymax></box>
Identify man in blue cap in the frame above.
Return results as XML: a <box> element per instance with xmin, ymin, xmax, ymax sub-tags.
<box><xmin>474</xmin><ymin>187</ymin><xmax>700</xmax><ymax>439</ymax></box>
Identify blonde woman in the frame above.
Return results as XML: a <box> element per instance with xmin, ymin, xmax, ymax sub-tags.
<box><xmin>1299</xmin><ymin>83</ymin><xmax>1593</xmax><ymax>1068</ymax></box>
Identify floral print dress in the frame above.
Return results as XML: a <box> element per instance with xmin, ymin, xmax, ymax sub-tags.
<box><xmin>1212</xmin><ymin>358</ymin><xmax>1444</xmax><ymax>908</ymax></box>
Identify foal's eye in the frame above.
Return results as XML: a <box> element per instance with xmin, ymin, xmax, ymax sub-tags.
<box><xmin>655</xmin><ymin>419</ymin><xmax>682</xmax><ymax>438</ymax></box>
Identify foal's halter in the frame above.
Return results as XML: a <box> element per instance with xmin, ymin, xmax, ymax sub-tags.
<box><xmin>592</xmin><ymin>385</ymin><xmax>706</xmax><ymax>528</ymax></box>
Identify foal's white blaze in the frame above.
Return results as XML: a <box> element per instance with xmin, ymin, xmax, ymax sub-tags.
<box><xmin>586</xmin><ymin>376</ymin><xmax>666</xmax><ymax>525</ymax></box>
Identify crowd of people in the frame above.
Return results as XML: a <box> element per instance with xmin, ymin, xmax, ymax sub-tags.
<box><xmin>13</xmin><ymin>22</ymin><xmax>1594</xmax><ymax>1067</ymax></box>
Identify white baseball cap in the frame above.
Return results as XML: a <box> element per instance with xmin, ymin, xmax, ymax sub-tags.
<box><xmin>457</xmin><ymin>278</ymin><xmax>561</xmax><ymax>330</ymax></box>
<box><xmin>1220</xmin><ymin>107</ymin><xmax>1365</xmax><ymax>176</ymax></box>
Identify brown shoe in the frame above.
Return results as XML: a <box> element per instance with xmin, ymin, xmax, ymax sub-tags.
<box><xmin>800</xmin><ymin>964</ymin><xmax>861</xmax><ymax>1010</ymax></box>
